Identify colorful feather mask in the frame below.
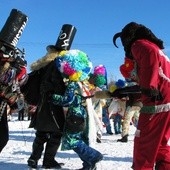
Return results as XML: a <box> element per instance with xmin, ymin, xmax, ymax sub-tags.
<box><xmin>55</xmin><ymin>49</ymin><xmax>93</xmax><ymax>82</ymax></box>
<box><xmin>120</xmin><ymin>57</ymin><xmax>138</xmax><ymax>82</ymax></box>
<box><xmin>89</xmin><ymin>65</ymin><xmax>107</xmax><ymax>88</ymax></box>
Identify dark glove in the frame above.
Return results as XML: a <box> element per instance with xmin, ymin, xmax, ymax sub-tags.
<box><xmin>151</xmin><ymin>91</ymin><xmax>163</xmax><ymax>102</ymax></box>
<box><xmin>141</xmin><ymin>88</ymin><xmax>163</xmax><ymax>102</ymax></box>
<box><xmin>40</xmin><ymin>81</ymin><xmax>54</xmax><ymax>94</ymax></box>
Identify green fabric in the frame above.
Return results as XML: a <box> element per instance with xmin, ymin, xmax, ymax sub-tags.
<box><xmin>140</xmin><ymin>106</ymin><xmax>156</xmax><ymax>114</ymax></box>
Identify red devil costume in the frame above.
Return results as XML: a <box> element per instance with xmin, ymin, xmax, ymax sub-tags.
<box><xmin>0</xmin><ymin>9</ymin><xmax>28</xmax><ymax>153</ymax></box>
<box><xmin>113</xmin><ymin>22</ymin><xmax>170</xmax><ymax>170</ymax></box>
<box><xmin>22</xmin><ymin>24</ymin><xmax>77</xmax><ymax>169</ymax></box>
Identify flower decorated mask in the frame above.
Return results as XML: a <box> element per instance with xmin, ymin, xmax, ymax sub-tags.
<box><xmin>120</xmin><ymin>57</ymin><xmax>138</xmax><ymax>82</ymax></box>
<box><xmin>55</xmin><ymin>49</ymin><xmax>93</xmax><ymax>82</ymax></box>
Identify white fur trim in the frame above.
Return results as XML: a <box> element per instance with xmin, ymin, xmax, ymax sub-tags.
<box><xmin>159</xmin><ymin>67</ymin><xmax>170</xmax><ymax>83</ymax></box>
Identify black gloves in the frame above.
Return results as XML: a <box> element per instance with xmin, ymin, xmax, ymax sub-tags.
<box><xmin>141</xmin><ymin>88</ymin><xmax>163</xmax><ymax>102</ymax></box>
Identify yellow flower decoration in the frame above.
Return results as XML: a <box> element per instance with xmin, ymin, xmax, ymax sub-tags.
<box><xmin>125</xmin><ymin>63</ymin><xmax>129</xmax><ymax>68</ymax></box>
<box><xmin>69</xmin><ymin>72</ymin><xmax>82</xmax><ymax>81</ymax></box>
<box><xmin>109</xmin><ymin>85</ymin><xmax>118</xmax><ymax>93</ymax></box>
<box><xmin>59</xmin><ymin>50</ymin><xmax>67</xmax><ymax>57</ymax></box>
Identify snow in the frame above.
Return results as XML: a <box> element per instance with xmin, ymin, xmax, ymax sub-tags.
<box><xmin>0</xmin><ymin>114</ymin><xmax>136</xmax><ymax>170</ymax></box>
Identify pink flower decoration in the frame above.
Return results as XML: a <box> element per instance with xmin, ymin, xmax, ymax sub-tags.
<box><xmin>63</xmin><ymin>63</ymin><xmax>76</xmax><ymax>75</ymax></box>
<box><xmin>94</xmin><ymin>66</ymin><xmax>105</xmax><ymax>75</ymax></box>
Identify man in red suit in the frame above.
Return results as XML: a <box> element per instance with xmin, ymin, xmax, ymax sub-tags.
<box><xmin>113</xmin><ymin>22</ymin><xmax>170</xmax><ymax>170</ymax></box>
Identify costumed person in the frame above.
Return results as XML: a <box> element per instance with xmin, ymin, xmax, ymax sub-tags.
<box><xmin>102</xmin><ymin>100</ymin><xmax>113</xmax><ymax>135</ymax></box>
<box><xmin>113</xmin><ymin>22</ymin><xmax>170</xmax><ymax>170</ymax></box>
<box><xmin>107</xmin><ymin>79</ymin><xmax>126</xmax><ymax>135</ymax></box>
<box><xmin>51</xmin><ymin>49</ymin><xmax>103</xmax><ymax>170</ymax></box>
<box><xmin>117</xmin><ymin>94</ymin><xmax>142</xmax><ymax>142</ymax></box>
<box><xmin>112</xmin><ymin>99</ymin><xmax>124</xmax><ymax>135</ymax></box>
<box><xmin>0</xmin><ymin>9</ymin><xmax>28</xmax><ymax>153</ymax></box>
<box><xmin>22</xmin><ymin>24</ymin><xmax>77</xmax><ymax>169</ymax></box>
<box><xmin>111</xmin><ymin>79</ymin><xmax>142</xmax><ymax>142</ymax></box>
<box><xmin>89</xmin><ymin>65</ymin><xmax>108</xmax><ymax>142</ymax></box>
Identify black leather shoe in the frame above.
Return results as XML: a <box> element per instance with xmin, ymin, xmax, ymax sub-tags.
<box><xmin>42</xmin><ymin>160</ymin><xmax>63</xmax><ymax>169</ymax></box>
<box><xmin>27</xmin><ymin>158</ymin><xmax>38</xmax><ymax>168</ymax></box>
<box><xmin>107</xmin><ymin>132</ymin><xmax>113</xmax><ymax>135</ymax></box>
<box><xmin>117</xmin><ymin>134</ymin><xmax>128</xmax><ymax>143</ymax></box>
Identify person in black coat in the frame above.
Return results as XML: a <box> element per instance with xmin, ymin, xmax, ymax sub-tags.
<box><xmin>0</xmin><ymin>9</ymin><xmax>28</xmax><ymax>153</ymax></box>
<box><xmin>24</xmin><ymin>24</ymin><xmax>77</xmax><ymax>169</ymax></box>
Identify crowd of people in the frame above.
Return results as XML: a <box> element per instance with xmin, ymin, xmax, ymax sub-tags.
<box><xmin>0</xmin><ymin>8</ymin><xmax>169</xmax><ymax>170</ymax></box>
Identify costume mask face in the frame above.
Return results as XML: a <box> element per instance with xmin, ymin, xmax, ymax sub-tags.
<box><xmin>120</xmin><ymin>57</ymin><xmax>139</xmax><ymax>83</ymax></box>
<box><xmin>113</xmin><ymin>22</ymin><xmax>164</xmax><ymax>59</ymax></box>
<box><xmin>113</xmin><ymin>22</ymin><xmax>141</xmax><ymax>59</ymax></box>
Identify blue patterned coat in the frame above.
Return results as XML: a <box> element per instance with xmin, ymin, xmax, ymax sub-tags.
<box><xmin>52</xmin><ymin>81</ymin><xmax>89</xmax><ymax>150</ymax></box>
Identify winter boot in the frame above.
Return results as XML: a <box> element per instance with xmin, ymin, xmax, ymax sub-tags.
<box><xmin>42</xmin><ymin>159</ymin><xmax>62</xmax><ymax>169</ymax></box>
<box><xmin>74</xmin><ymin>142</ymin><xmax>103</xmax><ymax>170</ymax></box>
<box><xmin>27</xmin><ymin>158</ymin><xmax>38</xmax><ymax>168</ymax></box>
<box><xmin>42</xmin><ymin>132</ymin><xmax>63</xmax><ymax>169</ymax></box>
<box><xmin>117</xmin><ymin>134</ymin><xmax>128</xmax><ymax>143</ymax></box>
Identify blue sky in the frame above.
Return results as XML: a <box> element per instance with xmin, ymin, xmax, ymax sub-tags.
<box><xmin>1</xmin><ymin>0</ymin><xmax>170</xmax><ymax>81</ymax></box>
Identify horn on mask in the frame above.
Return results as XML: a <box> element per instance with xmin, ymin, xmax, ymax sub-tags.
<box><xmin>113</xmin><ymin>32</ymin><xmax>121</xmax><ymax>48</ymax></box>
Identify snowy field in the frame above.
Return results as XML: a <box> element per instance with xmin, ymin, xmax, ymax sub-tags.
<box><xmin>0</xmin><ymin>114</ymin><xmax>136</xmax><ymax>170</ymax></box>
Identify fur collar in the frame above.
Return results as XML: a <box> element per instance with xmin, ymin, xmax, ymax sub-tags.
<box><xmin>30</xmin><ymin>50</ymin><xmax>59</xmax><ymax>71</ymax></box>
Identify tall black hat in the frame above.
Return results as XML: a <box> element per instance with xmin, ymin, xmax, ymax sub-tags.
<box><xmin>47</xmin><ymin>24</ymin><xmax>77</xmax><ymax>51</ymax></box>
<box><xmin>0</xmin><ymin>9</ymin><xmax>28</xmax><ymax>49</ymax></box>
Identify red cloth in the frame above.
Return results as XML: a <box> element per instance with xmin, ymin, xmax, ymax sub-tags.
<box><xmin>132</xmin><ymin>39</ymin><xmax>170</xmax><ymax>106</ymax></box>
<box><xmin>16</xmin><ymin>66</ymin><xmax>27</xmax><ymax>81</ymax></box>
<box><xmin>131</xmin><ymin>39</ymin><xmax>170</xmax><ymax>169</ymax></box>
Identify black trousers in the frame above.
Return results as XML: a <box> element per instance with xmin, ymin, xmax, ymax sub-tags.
<box><xmin>0</xmin><ymin>111</ymin><xmax>9</xmax><ymax>153</ymax></box>
<box><xmin>18</xmin><ymin>108</ymin><xmax>24</xmax><ymax>121</ymax></box>
<box><xmin>29</xmin><ymin>131</ymin><xmax>62</xmax><ymax>163</ymax></box>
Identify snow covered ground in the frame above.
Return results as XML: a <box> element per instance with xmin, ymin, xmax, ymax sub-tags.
<box><xmin>0</xmin><ymin>114</ymin><xmax>136</xmax><ymax>170</ymax></box>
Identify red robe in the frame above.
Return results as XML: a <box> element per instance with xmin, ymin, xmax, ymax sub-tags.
<box><xmin>131</xmin><ymin>39</ymin><xmax>170</xmax><ymax>170</ymax></box>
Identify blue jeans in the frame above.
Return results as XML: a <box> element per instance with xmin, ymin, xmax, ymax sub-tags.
<box><xmin>73</xmin><ymin>141</ymin><xmax>103</xmax><ymax>168</ymax></box>
<box><xmin>102</xmin><ymin>107</ymin><xmax>113</xmax><ymax>133</ymax></box>
<box><xmin>114</xmin><ymin>114</ymin><xmax>122</xmax><ymax>134</ymax></box>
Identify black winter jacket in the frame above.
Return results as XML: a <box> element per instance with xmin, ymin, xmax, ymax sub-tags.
<box><xmin>29</xmin><ymin>61</ymin><xmax>66</xmax><ymax>132</ymax></box>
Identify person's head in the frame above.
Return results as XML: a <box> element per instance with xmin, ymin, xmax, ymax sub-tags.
<box><xmin>56</xmin><ymin>49</ymin><xmax>93</xmax><ymax>82</ymax></box>
<box><xmin>113</xmin><ymin>22</ymin><xmax>164</xmax><ymax>59</ymax></box>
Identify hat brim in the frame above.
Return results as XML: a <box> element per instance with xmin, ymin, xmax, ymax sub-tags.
<box><xmin>0</xmin><ymin>40</ymin><xmax>15</xmax><ymax>50</ymax></box>
<box><xmin>46</xmin><ymin>45</ymin><xmax>62</xmax><ymax>52</ymax></box>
